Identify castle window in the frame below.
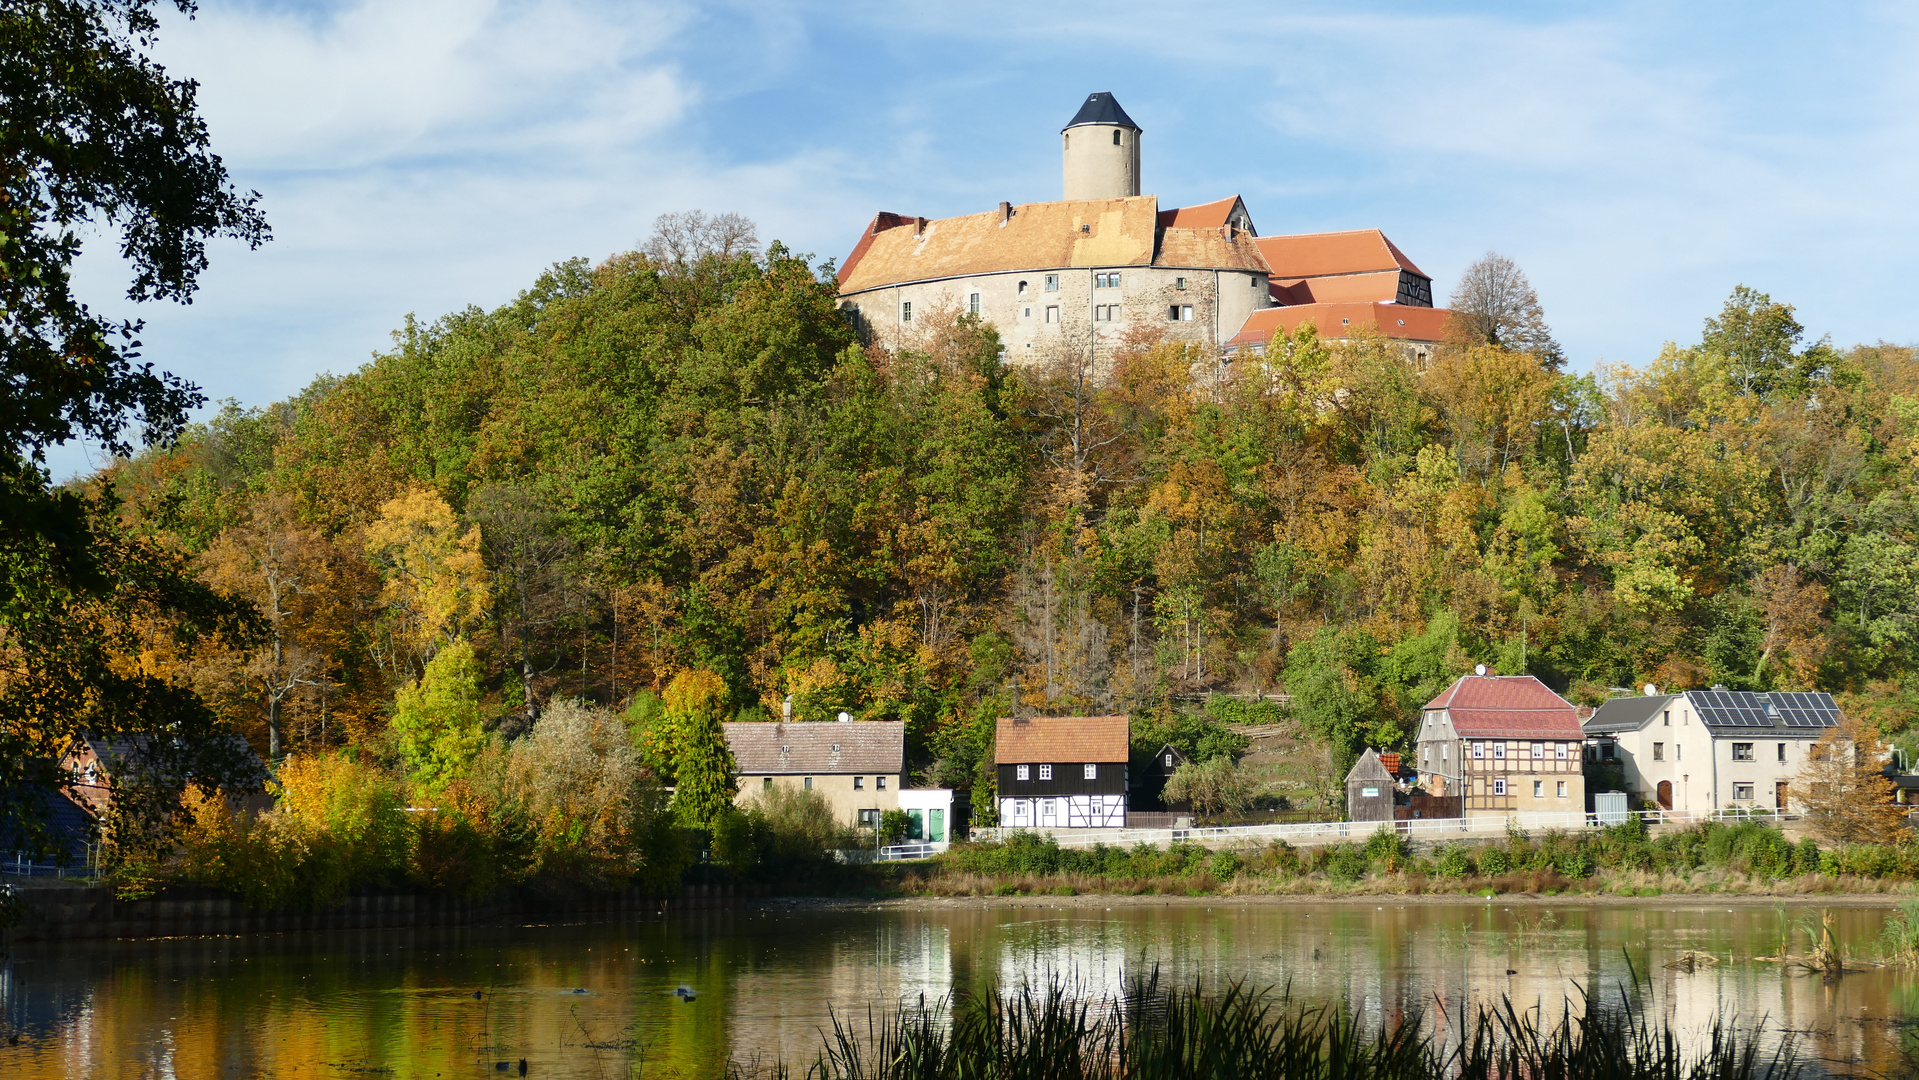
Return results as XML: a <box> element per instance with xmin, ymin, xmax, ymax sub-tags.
<box><xmin>1094</xmin><ymin>305</ymin><xmax>1107</xmax><ymax>322</ymax></box>
<box><xmin>969</xmin><ymin>293</ymin><xmax>980</xmax><ymax>314</ymax></box>
<box><xmin>1045</xmin><ymin>306</ymin><xmax>1059</xmax><ymax>324</ymax></box>
<box><xmin>1169</xmin><ymin>305</ymin><xmax>1193</xmax><ymax>322</ymax></box>
<box><xmin>1045</xmin><ymin>274</ymin><xmax>1059</xmax><ymax>292</ymax></box>
<box><xmin>1112</xmin><ymin>129</ymin><xmax>1121</xmax><ymax>145</ymax></box>
<box><xmin>1023</xmin><ymin>307</ymin><xmax>1031</xmax><ymax>318</ymax></box>
<box><xmin>1175</xmin><ymin>277</ymin><xmax>1186</xmax><ymax>289</ymax></box>
<box><xmin>1094</xmin><ymin>271</ymin><xmax>1121</xmax><ymax>288</ymax></box>
<box><xmin>1018</xmin><ymin>280</ymin><xmax>1028</xmax><ymax>296</ymax></box>
<box><xmin>901</xmin><ymin>301</ymin><xmax>912</xmax><ymax>323</ymax></box>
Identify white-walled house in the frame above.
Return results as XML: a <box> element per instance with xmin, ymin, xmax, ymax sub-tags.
<box><xmin>1582</xmin><ymin>688</ymin><xmax>1840</xmax><ymax>813</ymax></box>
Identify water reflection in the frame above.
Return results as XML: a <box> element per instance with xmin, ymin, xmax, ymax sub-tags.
<box><xmin>1</xmin><ymin>901</ymin><xmax>1913</xmax><ymax>1077</ymax></box>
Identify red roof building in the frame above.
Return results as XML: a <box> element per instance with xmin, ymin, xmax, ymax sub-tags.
<box><xmin>1413</xmin><ymin>670</ymin><xmax>1586</xmax><ymax>816</ymax></box>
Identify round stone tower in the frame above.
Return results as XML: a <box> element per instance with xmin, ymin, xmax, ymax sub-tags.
<box><xmin>1061</xmin><ymin>92</ymin><xmax>1141</xmax><ymax>201</ymax></box>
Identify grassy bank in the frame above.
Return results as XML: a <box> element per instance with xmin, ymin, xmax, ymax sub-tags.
<box><xmin>729</xmin><ymin>971</ymin><xmax>1807</xmax><ymax>1080</ymax></box>
<box><xmin>888</xmin><ymin>819</ymin><xmax>1919</xmax><ymax>900</ymax></box>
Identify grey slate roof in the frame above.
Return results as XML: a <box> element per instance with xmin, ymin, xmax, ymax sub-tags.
<box><xmin>1064</xmin><ymin>92</ymin><xmax>1139</xmax><ymax>131</ymax></box>
<box><xmin>723</xmin><ymin>721</ymin><xmax>904</xmax><ymax>775</ymax></box>
<box><xmin>1585</xmin><ymin>691</ymin><xmax>1840</xmax><ymax>737</ymax></box>
<box><xmin>1583</xmin><ymin>694</ymin><xmax>1675</xmax><ymax>735</ymax></box>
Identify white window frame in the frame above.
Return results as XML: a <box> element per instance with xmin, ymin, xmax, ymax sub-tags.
<box><xmin>1039</xmin><ymin>764</ymin><xmax>1053</xmax><ymax>781</ymax></box>
<box><xmin>1532</xmin><ymin>743</ymin><xmax>1544</xmax><ymax>759</ymax></box>
<box><xmin>1045</xmin><ymin>274</ymin><xmax>1059</xmax><ymax>292</ymax></box>
<box><xmin>1557</xmin><ymin>780</ymin><xmax>1568</xmax><ymax>798</ymax></box>
<box><xmin>1555</xmin><ymin>743</ymin><xmax>1568</xmax><ymax>760</ymax></box>
<box><xmin>1083</xmin><ymin>763</ymin><xmax>1097</xmax><ymax>780</ymax></box>
<box><xmin>1493</xmin><ymin>742</ymin><xmax>1506</xmax><ymax>760</ymax></box>
<box><xmin>1733</xmin><ymin>782</ymin><xmax>1755</xmax><ymax>801</ymax></box>
<box><xmin>1472</xmin><ymin>742</ymin><xmax>1484</xmax><ymax>760</ymax></box>
<box><xmin>1016</xmin><ymin>765</ymin><xmax>1029</xmax><ymax>781</ymax></box>
<box><xmin>1533</xmin><ymin>780</ymin><xmax>1544</xmax><ymax>798</ymax></box>
<box><xmin>968</xmin><ymin>292</ymin><xmax>980</xmax><ymax>314</ymax></box>
<box><xmin>1733</xmin><ymin>742</ymin><xmax>1755</xmax><ymax>761</ymax></box>
<box><xmin>1492</xmin><ymin>778</ymin><xmax>1508</xmax><ymax>796</ymax></box>
<box><xmin>900</xmin><ymin>301</ymin><xmax>912</xmax><ymax>323</ymax></box>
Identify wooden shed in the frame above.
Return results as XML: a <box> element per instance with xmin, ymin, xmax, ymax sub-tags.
<box><xmin>1344</xmin><ymin>748</ymin><xmax>1395</xmax><ymax>823</ymax></box>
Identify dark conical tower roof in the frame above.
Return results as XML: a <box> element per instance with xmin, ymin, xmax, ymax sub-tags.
<box><xmin>1063</xmin><ymin>92</ymin><xmax>1139</xmax><ymax>132</ymax></box>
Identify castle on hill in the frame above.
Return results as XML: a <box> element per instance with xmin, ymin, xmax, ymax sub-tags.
<box><xmin>835</xmin><ymin>92</ymin><xmax>1453</xmax><ymax>361</ymax></box>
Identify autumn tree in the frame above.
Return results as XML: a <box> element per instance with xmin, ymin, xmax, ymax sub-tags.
<box><xmin>1793</xmin><ymin>712</ymin><xmax>1908</xmax><ymax>844</ymax></box>
<box><xmin>362</xmin><ymin>486</ymin><xmax>490</xmax><ymax>678</ymax></box>
<box><xmin>1446</xmin><ymin>252</ymin><xmax>1564</xmax><ymax>370</ymax></box>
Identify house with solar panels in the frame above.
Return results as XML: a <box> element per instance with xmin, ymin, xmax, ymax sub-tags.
<box><xmin>1582</xmin><ymin>686</ymin><xmax>1842</xmax><ymax>814</ymax></box>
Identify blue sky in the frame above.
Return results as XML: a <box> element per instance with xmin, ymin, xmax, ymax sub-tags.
<box><xmin>54</xmin><ymin>0</ymin><xmax>1919</xmax><ymax>477</ymax></box>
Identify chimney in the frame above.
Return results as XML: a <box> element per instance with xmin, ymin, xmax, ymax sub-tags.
<box><xmin>999</xmin><ymin>201</ymin><xmax>1012</xmax><ymax>224</ymax></box>
<box><xmin>913</xmin><ymin>217</ymin><xmax>925</xmax><ymax>238</ymax></box>
<box><xmin>782</xmin><ymin>694</ymin><xmax>793</xmax><ymax>721</ymax></box>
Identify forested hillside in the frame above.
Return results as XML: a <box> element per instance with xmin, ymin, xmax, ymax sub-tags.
<box><xmin>99</xmin><ymin>221</ymin><xmax>1919</xmax><ymax>812</ymax></box>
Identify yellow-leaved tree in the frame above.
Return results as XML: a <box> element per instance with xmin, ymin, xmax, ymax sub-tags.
<box><xmin>362</xmin><ymin>486</ymin><xmax>490</xmax><ymax>678</ymax></box>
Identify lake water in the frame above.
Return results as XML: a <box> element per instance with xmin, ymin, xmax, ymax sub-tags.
<box><xmin>3</xmin><ymin>899</ymin><xmax>1916</xmax><ymax>1078</ymax></box>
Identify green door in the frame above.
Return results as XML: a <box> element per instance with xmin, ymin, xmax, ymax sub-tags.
<box><xmin>908</xmin><ymin>809</ymin><xmax>924</xmax><ymax>839</ymax></box>
<box><xmin>929</xmin><ymin>808</ymin><xmax>945</xmax><ymax>842</ymax></box>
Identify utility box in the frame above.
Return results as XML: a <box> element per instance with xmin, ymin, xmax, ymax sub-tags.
<box><xmin>1594</xmin><ymin>790</ymin><xmax>1630</xmax><ymax>826</ymax></box>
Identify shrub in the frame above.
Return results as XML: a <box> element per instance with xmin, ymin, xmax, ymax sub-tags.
<box><xmin>1436</xmin><ymin>844</ymin><xmax>1473</xmax><ymax>879</ymax></box>
<box><xmin>1207</xmin><ymin>850</ymin><xmax>1241</xmax><ymax>880</ymax></box>
<box><xmin>1324</xmin><ymin>843</ymin><xmax>1368</xmax><ymax>882</ymax></box>
<box><xmin>1363</xmin><ymin>826</ymin><xmax>1408</xmax><ymax>869</ymax></box>
<box><xmin>879</xmin><ymin>809</ymin><xmax>913</xmax><ymax>845</ymax></box>
<box><xmin>1792</xmin><ymin>837</ymin><xmax>1822</xmax><ymax>875</ymax></box>
<box><xmin>1477</xmin><ymin>846</ymin><xmax>1512</xmax><ymax>874</ymax></box>
<box><xmin>504</xmin><ymin>699</ymin><xmax>667</xmax><ymax>891</ymax></box>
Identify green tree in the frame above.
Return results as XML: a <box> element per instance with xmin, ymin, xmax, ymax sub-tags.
<box><xmin>664</xmin><ymin>669</ymin><xmax>736</xmax><ymax>829</ymax></box>
<box><xmin>0</xmin><ymin>0</ymin><xmax>269</xmax><ymax>849</ymax></box>
<box><xmin>389</xmin><ymin>639</ymin><xmax>487</xmax><ymax>787</ymax></box>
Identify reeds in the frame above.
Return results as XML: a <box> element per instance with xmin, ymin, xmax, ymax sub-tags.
<box><xmin>730</xmin><ymin>971</ymin><xmax>1805</xmax><ymax>1080</ymax></box>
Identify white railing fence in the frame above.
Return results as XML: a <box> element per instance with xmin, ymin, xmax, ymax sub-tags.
<box><xmin>972</xmin><ymin>808</ymin><xmax>1796</xmax><ymax>850</ymax></box>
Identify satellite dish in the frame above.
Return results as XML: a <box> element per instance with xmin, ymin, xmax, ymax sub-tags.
<box><xmin>1473</xmin><ymin>663</ymin><xmax>1487</xmax><ymax>677</ymax></box>
<box><xmin>1643</xmin><ymin>684</ymin><xmax>1659</xmax><ymax>696</ymax></box>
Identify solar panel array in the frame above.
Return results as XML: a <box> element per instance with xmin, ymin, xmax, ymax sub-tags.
<box><xmin>1771</xmin><ymin>692</ymin><xmax>1840</xmax><ymax>729</ymax></box>
<box><xmin>1689</xmin><ymin>690</ymin><xmax>1839</xmax><ymax>730</ymax></box>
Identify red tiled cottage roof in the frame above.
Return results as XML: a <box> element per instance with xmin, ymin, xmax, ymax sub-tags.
<box><xmin>1424</xmin><ymin>674</ymin><xmax>1584</xmax><ymax>739</ymax></box>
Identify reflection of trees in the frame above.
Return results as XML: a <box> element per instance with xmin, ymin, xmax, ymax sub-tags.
<box><xmin>16</xmin><ymin>905</ymin><xmax>1919</xmax><ymax>1075</ymax></box>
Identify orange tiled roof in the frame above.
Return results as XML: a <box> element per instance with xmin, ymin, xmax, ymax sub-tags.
<box><xmin>838</xmin><ymin>197</ymin><xmax>1161</xmax><ymax>293</ymax></box>
<box><xmin>837</xmin><ymin>197</ymin><xmax>1270</xmax><ymax>294</ymax></box>
<box><xmin>1269</xmin><ymin>270</ymin><xmax>1405</xmax><ymax>306</ymax></box>
<box><xmin>1228</xmin><ymin>303</ymin><xmax>1451</xmax><ymax>347</ymax></box>
<box><xmin>1154</xmin><ymin>195</ymin><xmax>1246</xmax><ymax>230</ymax></box>
<box><xmin>996</xmin><ymin>715</ymin><xmax>1130</xmax><ymax>764</ymax></box>
<box><xmin>1254</xmin><ymin>229</ymin><xmax>1427</xmax><ymax>280</ymax></box>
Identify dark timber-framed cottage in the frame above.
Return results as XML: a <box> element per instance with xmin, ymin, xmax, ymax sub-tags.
<box><xmin>996</xmin><ymin>715</ymin><xmax>1129</xmax><ymax>829</ymax></box>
